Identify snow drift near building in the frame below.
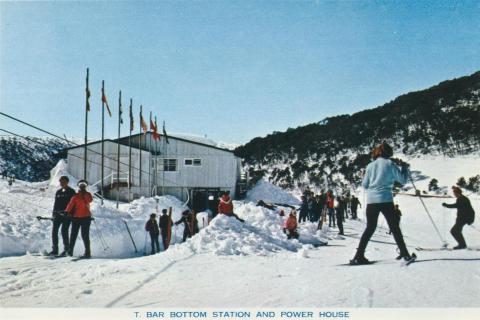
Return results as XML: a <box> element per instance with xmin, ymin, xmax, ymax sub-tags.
<box><xmin>246</xmin><ymin>178</ymin><xmax>301</xmax><ymax>205</ymax></box>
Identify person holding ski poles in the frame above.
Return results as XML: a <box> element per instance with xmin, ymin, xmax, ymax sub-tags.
<box><xmin>442</xmin><ymin>186</ymin><xmax>475</xmax><ymax>249</ymax></box>
<box><xmin>159</xmin><ymin>209</ymin><xmax>171</xmax><ymax>250</ymax></box>
<box><xmin>65</xmin><ymin>180</ymin><xmax>93</xmax><ymax>258</ymax></box>
<box><xmin>350</xmin><ymin>142</ymin><xmax>414</xmax><ymax>265</ymax></box>
<box><xmin>145</xmin><ymin>213</ymin><xmax>160</xmax><ymax>254</ymax></box>
<box><xmin>48</xmin><ymin>175</ymin><xmax>76</xmax><ymax>256</ymax></box>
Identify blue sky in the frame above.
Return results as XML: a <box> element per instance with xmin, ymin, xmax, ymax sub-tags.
<box><xmin>1</xmin><ymin>1</ymin><xmax>479</xmax><ymax>144</ymax></box>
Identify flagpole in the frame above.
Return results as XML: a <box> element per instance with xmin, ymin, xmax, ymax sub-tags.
<box><xmin>148</xmin><ymin>111</ymin><xmax>152</xmax><ymax>197</ymax></box>
<box><xmin>101</xmin><ymin>80</ymin><xmax>105</xmax><ymax>206</ymax></box>
<box><xmin>139</xmin><ymin>105</ymin><xmax>143</xmax><ymax>194</ymax></box>
<box><xmin>84</xmin><ymin>68</ymin><xmax>89</xmax><ymax>181</ymax></box>
<box><xmin>155</xmin><ymin>116</ymin><xmax>159</xmax><ymax>196</ymax></box>
<box><xmin>128</xmin><ymin>98</ymin><xmax>132</xmax><ymax>203</ymax></box>
<box><xmin>116</xmin><ymin>90</ymin><xmax>122</xmax><ymax>209</ymax></box>
<box><xmin>162</xmin><ymin>121</ymin><xmax>166</xmax><ymax>196</ymax></box>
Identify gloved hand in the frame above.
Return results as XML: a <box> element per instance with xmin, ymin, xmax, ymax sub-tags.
<box><xmin>442</xmin><ymin>203</ymin><xmax>447</xmax><ymax>207</ymax></box>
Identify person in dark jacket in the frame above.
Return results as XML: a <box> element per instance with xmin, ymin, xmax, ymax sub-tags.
<box><xmin>335</xmin><ymin>196</ymin><xmax>345</xmax><ymax>235</ymax></box>
<box><xmin>350</xmin><ymin>195</ymin><xmax>361</xmax><ymax>219</ymax></box>
<box><xmin>298</xmin><ymin>196</ymin><xmax>309</xmax><ymax>223</ymax></box>
<box><xmin>442</xmin><ymin>186</ymin><xmax>476</xmax><ymax>249</ymax></box>
<box><xmin>145</xmin><ymin>213</ymin><xmax>160</xmax><ymax>254</ymax></box>
<box><xmin>326</xmin><ymin>191</ymin><xmax>335</xmax><ymax>227</ymax></box>
<box><xmin>312</xmin><ymin>195</ymin><xmax>324</xmax><ymax>222</ymax></box>
<box><xmin>159</xmin><ymin>209</ymin><xmax>171</xmax><ymax>250</ymax></box>
<box><xmin>308</xmin><ymin>196</ymin><xmax>316</xmax><ymax>222</ymax></box>
<box><xmin>175</xmin><ymin>210</ymin><xmax>199</xmax><ymax>242</ymax></box>
<box><xmin>65</xmin><ymin>180</ymin><xmax>93</xmax><ymax>258</ymax></box>
<box><xmin>49</xmin><ymin>176</ymin><xmax>76</xmax><ymax>256</ymax></box>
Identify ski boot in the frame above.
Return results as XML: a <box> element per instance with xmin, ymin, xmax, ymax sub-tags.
<box><xmin>349</xmin><ymin>256</ymin><xmax>371</xmax><ymax>265</ymax></box>
<box><xmin>58</xmin><ymin>251</ymin><xmax>68</xmax><ymax>257</ymax></box>
<box><xmin>453</xmin><ymin>245</ymin><xmax>466</xmax><ymax>250</ymax></box>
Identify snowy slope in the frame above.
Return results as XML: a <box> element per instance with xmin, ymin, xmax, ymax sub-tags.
<box><xmin>0</xmin><ymin>159</ymin><xmax>480</xmax><ymax>308</ymax></box>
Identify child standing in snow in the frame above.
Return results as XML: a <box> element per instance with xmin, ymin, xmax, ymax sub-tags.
<box><xmin>145</xmin><ymin>213</ymin><xmax>160</xmax><ymax>254</ymax></box>
<box><xmin>284</xmin><ymin>211</ymin><xmax>299</xmax><ymax>239</ymax></box>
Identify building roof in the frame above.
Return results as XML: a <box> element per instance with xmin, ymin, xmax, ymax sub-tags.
<box><xmin>65</xmin><ymin>132</ymin><xmax>237</xmax><ymax>154</ymax></box>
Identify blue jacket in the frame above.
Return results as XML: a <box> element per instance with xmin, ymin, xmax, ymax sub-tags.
<box><xmin>362</xmin><ymin>158</ymin><xmax>409</xmax><ymax>204</ymax></box>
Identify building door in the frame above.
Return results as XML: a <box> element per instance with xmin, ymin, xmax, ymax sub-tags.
<box><xmin>190</xmin><ymin>188</ymin><xmax>221</xmax><ymax>214</ymax></box>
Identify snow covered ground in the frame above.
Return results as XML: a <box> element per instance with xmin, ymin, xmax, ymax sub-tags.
<box><xmin>0</xmin><ymin>157</ymin><xmax>479</xmax><ymax>308</ymax></box>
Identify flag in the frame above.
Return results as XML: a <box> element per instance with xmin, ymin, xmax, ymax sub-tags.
<box><xmin>129</xmin><ymin>99</ymin><xmax>134</xmax><ymax>132</ymax></box>
<box><xmin>155</xmin><ymin>116</ymin><xmax>161</xmax><ymax>141</ymax></box>
<box><xmin>86</xmin><ymin>88</ymin><xmax>91</xmax><ymax>112</ymax></box>
<box><xmin>102</xmin><ymin>88</ymin><xmax>112</xmax><ymax>117</ymax></box>
<box><xmin>163</xmin><ymin>121</ymin><xmax>170</xmax><ymax>144</ymax></box>
<box><xmin>150</xmin><ymin>114</ymin><xmax>160</xmax><ymax>141</ymax></box>
<box><xmin>140</xmin><ymin>107</ymin><xmax>148</xmax><ymax>134</ymax></box>
<box><xmin>119</xmin><ymin>92</ymin><xmax>123</xmax><ymax>124</ymax></box>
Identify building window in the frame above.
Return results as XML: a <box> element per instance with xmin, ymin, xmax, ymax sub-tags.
<box><xmin>158</xmin><ymin>158</ymin><xmax>177</xmax><ymax>172</ymax></box>
<box><xmin>184</xmin><ymin>158</ymin><xmax>202</xmax><ymax>167</ymax></box>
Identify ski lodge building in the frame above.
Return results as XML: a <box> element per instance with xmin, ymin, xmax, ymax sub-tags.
<box><xmin>65</xmin><ymin>133</ymin><xmax>246</xmax><ymax>212</ymax></box>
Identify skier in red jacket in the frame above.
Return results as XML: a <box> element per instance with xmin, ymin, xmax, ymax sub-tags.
<box><xmin>218</xmin><ymin>191</ymin><xmax>244</xmax><ymax>222</ymax></box>
<box><xmin>65</xmin><ymin>180</ymin><xmax>93</xmax><ymax>258</ymax></box>
<box><xmin>283</xmin><ymin>210</ymin><xmax>299</xmax><ymax>239</ymax></box>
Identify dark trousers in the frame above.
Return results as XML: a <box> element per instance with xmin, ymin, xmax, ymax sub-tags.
<box><xmin>451</xmin><ymin>220</ymin><xmax>467</xmax><ymax>247</ymax></box>
<box><xmin>69</xmin><ymin>218</ymin><xmax>91</xmax><ymax>256</ymax></box>
<box><xmin>52</xmin><ymin>216</ymin><xmax>71</xmax><ymax>253</ymax></box>
<box><xmin>351</xmin><ymin>207</ymin><xmax>358</xmax><ymax>219</ymax></box>
<box><xmin>183</xmin><ymin>229</ymin><xmax>192</xmax><ymax>242</ymax></box>
<box><xmin>328</xmin><ymin>208</ymin><xmax>335</xmax><ymax>227</ymax></box>
<box><xmin>336</xmin><ymin>211</ymin><xmax>344</xmax><ymax>235</ymax></box>
<box><xmin>286</xmin><ymin>229</ymin><xmax>299</xmax><ymax>239</ymax></box>
<box><xmin>356</xmin><ymin>203</ymin><xmax>409</xmax><ymax>257</ymax></box>
<box><xmin>150</xmin><ymin>233</ymin><xmax>160</xmax><ymax>254</ymax></box>
<box><xmin>161</xmin><ymin>230</ymin><xmax>169</xmax><ymax>250</ymax></box>
<box><xmin>298</xmin><ymin>211</ymin><xmax>308</xmax><ymax>223</ymax></box>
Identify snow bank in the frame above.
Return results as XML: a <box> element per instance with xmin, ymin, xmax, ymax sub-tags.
<box><xmin>48</xmin><ymin>160</ymin><xmax>80</xmax><ymax>188</ymax></box>
<box><xmin>246</xmin><ymin>179</ymin><xmax>300</xmax><ymax>205</ymax></box>
<box><xmin>181</xmin><ymin>201</ymin><xmax>327</xmax><ymax>256</ymax></box>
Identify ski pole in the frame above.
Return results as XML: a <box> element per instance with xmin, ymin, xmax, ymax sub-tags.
<box><xmin>92</xmin><ymin>218</ymin><xmax>110</xmax><ymax>251</ymax></box>
<box><xmin>123</xmin><ymin>219</ymin><xmax>138</xmax><ymax>253</ymax></box>
<box><xmin>408</xmin><ymin>172</ymin><xmax>448</xmax><ymax>247</ymax></box>
<box><xmin>468</xmin><ymin>225</ymin><xmax>480</xmax><ymax>234</ymax></box>
<box><xmin>143</xmin><ymin>231</ymin><xmax>148</xmax><ymax>255</ymax></box>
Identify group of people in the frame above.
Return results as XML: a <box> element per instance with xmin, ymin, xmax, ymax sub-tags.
<box><xmin>283</xmin><ymin>142</ymin><xmax>475</xmax><ymax>266</ymax></box>
<box><xmin>296</xmin><ymin>189</ymin><xmax>363</xmax><ymax>235</ymax></box>
<box><xmin>145</xmin><ymin>190</ymin><xmax>244</xmax><ymax>254</ymax></box>
<box><xmin>350</xmin><ymin>142</ymin><xmax>475</xmax><ymax>265</ymax></box>
<box><xmin>48</xmin><ymin>176</ymin><xmax>93</xmax><ymax>258</ymax></box>
<box><xmin>46</xmin><ymin>142</ymin><xmax>475</xmax><ymax>263</ymax></box>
